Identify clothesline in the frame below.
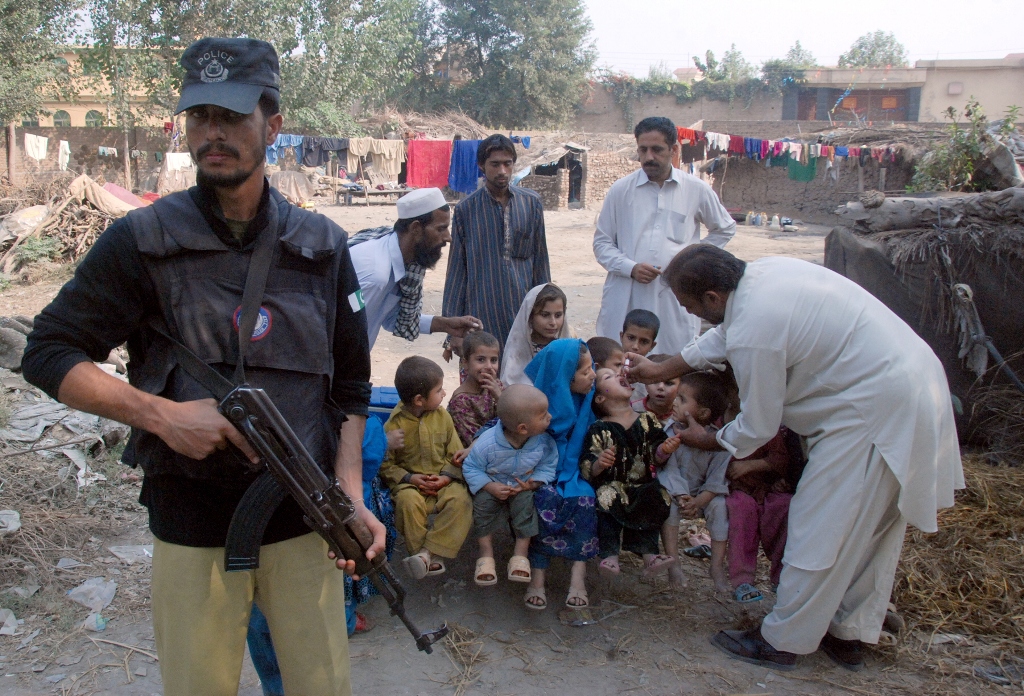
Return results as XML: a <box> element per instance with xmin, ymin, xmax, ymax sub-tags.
<box><xmin>677</xmin><ymin>126</ymin><xmax>900</xmax><ymax>166</ymax></box>
<box><xmin>22</xmin><ymin>133</ymin><xmax>165</xmax><ymax>173</ymax></box>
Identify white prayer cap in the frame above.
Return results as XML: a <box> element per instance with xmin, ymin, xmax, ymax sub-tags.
<box><xmin>396</xmin><ymin>188</ymin><xmax>448</xmax><ymax>220</ymax></box>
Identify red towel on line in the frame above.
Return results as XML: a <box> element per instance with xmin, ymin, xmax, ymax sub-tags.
<box><xmin>728</xmin><ymin>135</ymin><xmax>745</xmax><ymax>155</ymax></box>
<box><xmin>406</xmin><ymin>139</ymin><xmax>454</xmax><ymax>189</ymax></box>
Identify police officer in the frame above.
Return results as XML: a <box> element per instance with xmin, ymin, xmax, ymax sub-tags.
<box><xmin>23</xmin><ymin>38</ymin><xmax>383</xmax><ymax>695</ymax></box>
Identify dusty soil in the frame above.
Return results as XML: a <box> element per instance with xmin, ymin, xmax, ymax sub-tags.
<box><xmin>0</xmin><ymin>206</ymin><xmax>995</xmax><ymax>695</ymax></box>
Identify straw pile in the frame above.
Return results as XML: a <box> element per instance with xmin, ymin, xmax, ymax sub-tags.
<box><xmin>442</xmin><ymin>623</ymin><xmax>487</xmax><ymax>696</ymax></box>
<box><xmin>893</xmin><ymin>454</ymin><xmax>1024</xmax><ymax>642</ymax></box>
<box><xmin>967</xmin><ymin>384</ymin><xmax>1024</xmax><ymax>467</ymax></box>
<box><xmin>360</xmin><ymin>108</ymin><xmax>491</xmax><ymax>140</ymax></box>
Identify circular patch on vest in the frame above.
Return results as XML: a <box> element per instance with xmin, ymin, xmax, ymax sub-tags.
<box><xmin>233</xmin><ymin>305</ymin><xmax>272</xmax><ymax>341</ymax></box>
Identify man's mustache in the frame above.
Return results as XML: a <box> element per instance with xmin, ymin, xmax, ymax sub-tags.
<box><xmin>197</xmin><ymin>143</ymin><xmax>241</xmax><ymax>159</ymax></box>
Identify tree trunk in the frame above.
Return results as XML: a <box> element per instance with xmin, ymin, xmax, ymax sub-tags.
<box><xmin>6</xmin><ymin>123</ymin><xmax>16</xmax><ymax>186</ymax></box>
<box><xmin>123</xmin><ymin>131</ymin><xmax>132</xmax><ymax>191</ymax></box>
<box><xmin>834</xmin><ymin>187</ymin><xmax>1024</xmax><ymax>232</ymax></box>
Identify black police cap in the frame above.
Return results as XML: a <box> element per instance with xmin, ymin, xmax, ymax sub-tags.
<box><xmin>175</xmin><ymin>38</ymin><xmax>280</xmax><ymax>116</ymax></box>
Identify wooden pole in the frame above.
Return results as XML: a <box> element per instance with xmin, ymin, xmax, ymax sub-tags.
<box><xmin>123</xmin><ymin>131</ymin><xmax>132</xmax><ymax>191</ymax></box>
<box><xmin>6</xmin><ymin>123</ymin><xmax>17</xmax><ymax>186</ymax></box>
<box><xmin>857</xmin><ymin>161</ymin><xmax>864</xmax><ymax>193</ymax></box>
<box><xmin>878</xmin><ymin>167</ymin><xmax>887</xmax><ymax>192</ymax></box>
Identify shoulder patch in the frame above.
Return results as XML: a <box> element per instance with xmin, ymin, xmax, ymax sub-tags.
<box><xmin>348</xmin><ymin>289</ymin><xmax>365</xmax><ymax>313</ymax></box>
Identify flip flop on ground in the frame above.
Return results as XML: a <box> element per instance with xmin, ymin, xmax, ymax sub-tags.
<box><xmin>474</xmin><ymin>557</ymin><xmax>497</xmax><ymax>586</ymax></box>
<box><xmin>733</xmin><ymin>583</ymin><xmax>764</xmax><ymax>603</ymax></box>
<box><xmin>683</xmin><ymin>544</ymin><xmax>713</xmax><ymax>559</ymax></box>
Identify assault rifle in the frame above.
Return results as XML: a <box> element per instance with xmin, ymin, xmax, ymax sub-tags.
<box><xmin>220</xmin><ymin>385</ymin><xmax>449</xmax><ymax>654</ymax></box>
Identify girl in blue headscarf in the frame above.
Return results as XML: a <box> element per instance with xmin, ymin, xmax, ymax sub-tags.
<box><xmin>522</xmin><ymin>338</ymin><xmax>598</xmax><ymax>611</ymax></box>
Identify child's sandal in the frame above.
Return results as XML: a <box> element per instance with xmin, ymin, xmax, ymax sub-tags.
<box><xmin>506</xmin><ymin>555</ymin><xmax>531</xmax><ymax>583</ymax></box>
<box><xmin>642</xmin><ymin>554</ymin><xmax>676</xmax><ymax>577</ymax></box>
<box><xmin>733</xmin><ymin>583</ymin><xmax>764</xmax><ymax>604</ymax></box>
<box><xmin>523</xmin><ymin>586</ymin><xmax>547</xmax><ymax>610</ymax></box>
<box><xmin>598</xmin><ymin>557</ymin><xmax>620</xmax><ymax>578</ymax></box>
<box><xmin>474</xmin><ymin>557</ymin><xmax>497</xmax><ymax>586</ymax></box>
<box><xmin>402</xmin><ymin>552</ymin><xmax>431</xmax><ymax>581</ymax></box>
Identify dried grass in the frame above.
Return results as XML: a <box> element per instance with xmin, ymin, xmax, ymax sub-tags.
<box><xmin>443</xmin><ymin>622</ymin><xmax>487</xmax><ymax>696</ymax></box>
<box><xmin>894</xmin><ymin>454</ymin><xmax>1024</xmax><ymax>642</ymax></box>
<box><xmin>360</xmin><ymin>108</ymin><xmax>491</xmax><ymax>140</ymax></box>
<box><xmin>967</xmin><ymin>384</ymin><xmax>1024</xmax><ymax>466</ymax></box>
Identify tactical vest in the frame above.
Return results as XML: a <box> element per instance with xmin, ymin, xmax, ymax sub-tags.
<box><xmin>122</xmin><ymin>188</ymin><xmax>347</xmax><ymax>482</ymax></box>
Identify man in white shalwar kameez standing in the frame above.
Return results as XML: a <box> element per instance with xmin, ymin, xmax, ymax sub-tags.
<box><xmin>593</xmin><ymin>117</ymin><xmax>735</xmax><ymax>356</ymax></box>
<box><xmin>627</xmin><ymin>245</ymin><xmax>963</xmax><ymax>671</ymax></box>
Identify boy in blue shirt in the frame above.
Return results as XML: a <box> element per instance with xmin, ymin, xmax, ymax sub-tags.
<box><xmin>463</xmin><ymin>384</ymin><xmax>558</xmax><ymax>587</ymax></box>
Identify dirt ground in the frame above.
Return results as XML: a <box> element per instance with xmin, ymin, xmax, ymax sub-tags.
<box><xmin>0</xmin><ymin>206</ymin><xmax>998</xmax><ymax>695</ymax></box>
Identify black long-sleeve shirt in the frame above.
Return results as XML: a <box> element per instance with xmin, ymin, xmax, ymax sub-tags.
<box><xmin>23</xmin><ymin>184</ymin><xmax>372</xmax><ymax>546</ymax></box>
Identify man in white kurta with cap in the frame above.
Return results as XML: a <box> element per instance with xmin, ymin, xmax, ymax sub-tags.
<box><xmin>349</xmin><ymin>187</ymin><xmax>481</xmax><ymax>349</ymax></box>
<box><xmin>594</xmin><ymin>116</ymin><xmax>735</xmax><ymax>356</ymax></box>
<box><xmin>627</xmin><ymin>245</ymin><xmax>963</xmax><ymax>672</ymax></box>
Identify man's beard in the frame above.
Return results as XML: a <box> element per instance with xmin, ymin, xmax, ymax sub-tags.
<box><xmin>413</xmin><ymin>241</ymin><xmax>444</xmax><ymax>269</ymax></box>
<box><xmin>192</xmin><ymin>141</ymin><xmax>266</xmax><ymax>189</ymax></box>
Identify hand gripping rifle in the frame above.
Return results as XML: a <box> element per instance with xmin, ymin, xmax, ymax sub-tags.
<box><xmin>220</xmin><ymin>385</ymin><xmax>449</xmax><ymax>654</ymax></box>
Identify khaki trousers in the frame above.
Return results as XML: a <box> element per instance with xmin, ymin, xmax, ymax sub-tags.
<box><xmin>761</xmin><ymin>446</ymin><xmax>906</xmax><ymax>654</ymax></box>
<box><xmin>151</xmin><ymin>532</ymin><xmax>350</xmax><ymax>696</ymax></box>
<box><xmin>393</xmin><ymin>483</ymin><xmax>472</xmax><ymax>558</ymax></box>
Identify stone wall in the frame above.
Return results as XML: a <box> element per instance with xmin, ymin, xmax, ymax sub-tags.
<box><xmin>709</xmin><ymin>155</ymin><xmax>915</xmax><ymax>225</ymax></box>
<box><xmin>520</xmin><ymin>169</ymin><xmax>568</xmax><ymax>210</ymax></box>
<box><xmin>582</xmin><ymin>151</ymin><xmax>639</xmax><ymax>209</ymax></box>
<box><xmin>2</xmin><ymin>127</ymin><xmax>170</xmax><ymax>190</ymax></box>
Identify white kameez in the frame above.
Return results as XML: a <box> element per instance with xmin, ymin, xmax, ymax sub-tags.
<box><xmin>680</xmin><ymin>257</ymin><xmax>963</xmax><ymax>651</ymax></box>
<box><xmin>593</xmin><ymin>167</ymin><xmax>735</xmax><ymax>356</ymax></box>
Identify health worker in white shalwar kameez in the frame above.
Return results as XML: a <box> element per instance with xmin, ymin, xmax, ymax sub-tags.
<box><xmin>626</xmin><ymin>245</ymin><xmax>963</xmax><ymax>673</ymax></box>
<box><xmin>593</xmin><ymin>116</ymin><xmax>735</xmax><ymax>357</ymax></box>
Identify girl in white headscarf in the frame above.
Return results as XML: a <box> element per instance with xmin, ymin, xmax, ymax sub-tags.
<box><xmin>500</xmin><ymin>283</ymin><xmax>574</xmax><ymax>386</ymax></box>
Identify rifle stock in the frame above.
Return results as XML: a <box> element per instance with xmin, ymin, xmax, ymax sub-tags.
<box><xmin>221</xmin><ymin>385</ymin><xmax>449</xmax><ymax>654</ymax></box>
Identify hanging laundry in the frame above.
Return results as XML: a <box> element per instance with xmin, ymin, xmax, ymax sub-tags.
<box><xmin>301</xmin><ymin>136</ymin><xmax>348</xmax><ymax>167</ymax></box>
<box><xmin>368</xmin><ymin>139</ymin><xmax>406</xmax><ymax>180</ymax></box>
<box><xmin>98</xmin><ymin>146</ymin><xmax>118</xmax><ymax>158</ymax></box>
<box><xmin>58</xmin><ymin>140</ymin><xmax>71</xmax><ymax>171</ymax></box>
<box><xmin>24</xmin><ymin>134</ymin><xmax>48</xmax><ymax>161</ymax></box>
<box><xmin>728</xmin><ymin>135</ymin><xmax>745</xmax><ymax>155</ymax></box>
<box><xmin>266</xmin><ymin>134</ymin><xmax>304</xmax><ymax>165</ymax></box>
<box><xmin>406</xmin><ymin>139</ymin><xmax>454</xmax><ymax>189</ymax></box>
<box><xmin>509</xmin><ymin>135</ymin><xmax>531</xmax><ymax>148</ymax></box>
<box><xmin>743</xmin><ymin>137</ymin><xmax>762</xmax><ymax>160</ymax></box>
<box><xmin>165</xmin><ymin>152</ymin><xmax>194</xmax><ymax>171</ymax></box>
<box><xmin>154</xmin><ymin>151</ymin><xmax>164</xmax><ymax>162</ymax></box>
<box><xmin>448</xmin><ymin>140</ymin><xmax>483</xmax><ymax>194</ymax></box>
<box><xmin>788</xmin><ymin>156</ymin><xmax>818</xmax><ymax>182</ymax></box>
<box><xmin>347</xmin><ymin>137</ymin><xmax>374</xmax><ymax>174</ymax></box>
<box><xmin>835</xmin><ymin>146</ymin><xmax>849</xmax><ymax>158</ymax></box>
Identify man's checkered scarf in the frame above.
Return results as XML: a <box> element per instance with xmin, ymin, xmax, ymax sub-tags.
<box><xmin>348</xmin><ymin>226</ymin><xmax>425</xmax><ymax>341</ymax></box>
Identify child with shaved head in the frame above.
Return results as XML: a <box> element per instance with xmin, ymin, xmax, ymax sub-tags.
<box><xmin>463</xmin><ymin>384</ymin><xmax>558</xmax><ymax>590</ymax></box>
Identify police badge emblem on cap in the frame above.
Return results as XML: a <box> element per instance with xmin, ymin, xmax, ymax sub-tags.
<box><xmin>175</xmin><ymin>38</ymin><xmax>280</xmax><ymax>116</ymax></box>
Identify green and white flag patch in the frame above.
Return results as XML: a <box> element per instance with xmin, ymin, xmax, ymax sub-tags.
<box><xmin>348</xmin><ymin>289</ymin><xmax>365</xmax><ymax>313</ymax></box>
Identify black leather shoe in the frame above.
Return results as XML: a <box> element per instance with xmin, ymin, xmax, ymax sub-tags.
<box><xmin>710</xmin><ymin>629</ymin><xmax>797</xmax><ymax>671</ymax></box>
<box><xmin>819</xmin><ymin>633</ymin><xmax>865</xmax><ymax>671</ymax></box>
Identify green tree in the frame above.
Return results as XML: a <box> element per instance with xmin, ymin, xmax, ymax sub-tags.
<box><xmin>784</xmin><ymin>41</ymin><xmax>818</xmax><ymax>68</ymax></box>
<box><xmin>838</xmin><ymin>31</ymin><xmax>909</xmax><ymax>68</ymax></box>
<box><xmin>78</xmin><ymin>0</ymin><xmax>419</xmax><ymax>136</ymax></box>
<box><xmin>0</xmin><ymin>0</ymin><xmax>77</xmax><ymax>129</ymax></box>
<box><xmin>405</xmin><ymin>0</ymin><xmax>595</xmax><ymax>128</ymax></box>
<box><xmin>693</xmin><ymin>45</ymin><xmax>754</xmax><ymax>82</ymax></box>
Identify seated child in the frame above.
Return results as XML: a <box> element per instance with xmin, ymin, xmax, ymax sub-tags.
<box><xmin>725</xmin><ymin>426</ymin><xmax>798</xmax><ymax>603</ymax></box>
<box><xmin>463</xmin><ymin>384</ymin><xmax>558</xmax><ymax>587</ymax></box>
<box><xmin>619</xmin><ymin>309</ymin><xmax>660</xmax><ymax>405</ymax></box>
<box><xmin>659</xmin><ymin>372</ymin><xmax>732</xmax><ymax>592</ymax></box>
<box><xmin>637</xmin><ymin>354</ymin><xmax>681</xmax><ymax>420</ymax></box>
<box><xmin>586</xmin><ymin>336</ymin><xmax>624</xmax><ymax>372</ymax></box>
<box><xmin>580</xmin><ymin>368</ymin><xmax>681</xmax><ymax>578</ymax></box>
<box><xmin>380</xmin><ymin>356</ymin><xmax>472</xmax><ymax>580</ymax></box>
<box><xmin>501</xmin><ymin>283</ymin><xmax>572</xmax><ymax>385</ymax></box>
<box><xmin>448</xmin><ymin>331</ymin><xmax>503</xmax><ymax>445</ymax></box>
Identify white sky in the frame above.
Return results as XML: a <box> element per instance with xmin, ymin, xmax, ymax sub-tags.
<box><xmin>584</xmin><ymin>0</ymin><xmax>1024</xmax><ymax>75</ymax></box>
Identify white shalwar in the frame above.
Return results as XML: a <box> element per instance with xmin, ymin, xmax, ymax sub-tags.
<box><xmin>681</xmin><ymin>257</ymin><xmax>963</xmax><ymax>654</ymax></box>
<box><xmin>593</xmin><ymin>167</ymin><xmax>735</xmax><ymax>356</ymax></box>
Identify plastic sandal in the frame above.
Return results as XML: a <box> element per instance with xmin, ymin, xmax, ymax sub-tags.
<box><xmin>733</xmin><ymin>583</ymin><xmax>764</xmax><ymax>604</ymax></box>
<box><xmin>474</xmin><ymin>557</ymin><xmax>497</xmax><ymax>586</ymax></box>
<box><xmin>683</xmin><ymin>544</ymin><xmax>713</xmax><ymax>559</ymax></box>
<box><xmin>425</xmin><ymin>556</ymin><xmax>446</xmax><ymax>576</ymax></box>
<box><xmin>524</xmin><ymin>586</ymin><xmax>547</xmax><ymax>610</ymax></box>
<box><xmin>598</xmin><ymin>557</ymin><xmax>621</xmax><ymax>578</ymax></box>
<box><xmin>565</xmin><ymin>586</ymin><xmax>589</xmax><ymax>609</ymax></box>
<box><xmin>402</xmin><ymin>552</ymin><xmax>430</xmax><ymax>580</ymax></box>
<box><xmin>506</xmin><ymin>555</ymin><xmax>532</xmax><ymax>583</ymax></box>
<box><xmin>642</xmin><ymin>554</ymin><xmax>676</xmax><ymax>577</ymax></box>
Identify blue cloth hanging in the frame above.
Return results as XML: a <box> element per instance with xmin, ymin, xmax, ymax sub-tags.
<box><xmin>448</xmin><ymin>140</ymin><xmax>482</xmax><ymax>194</ymax></box>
